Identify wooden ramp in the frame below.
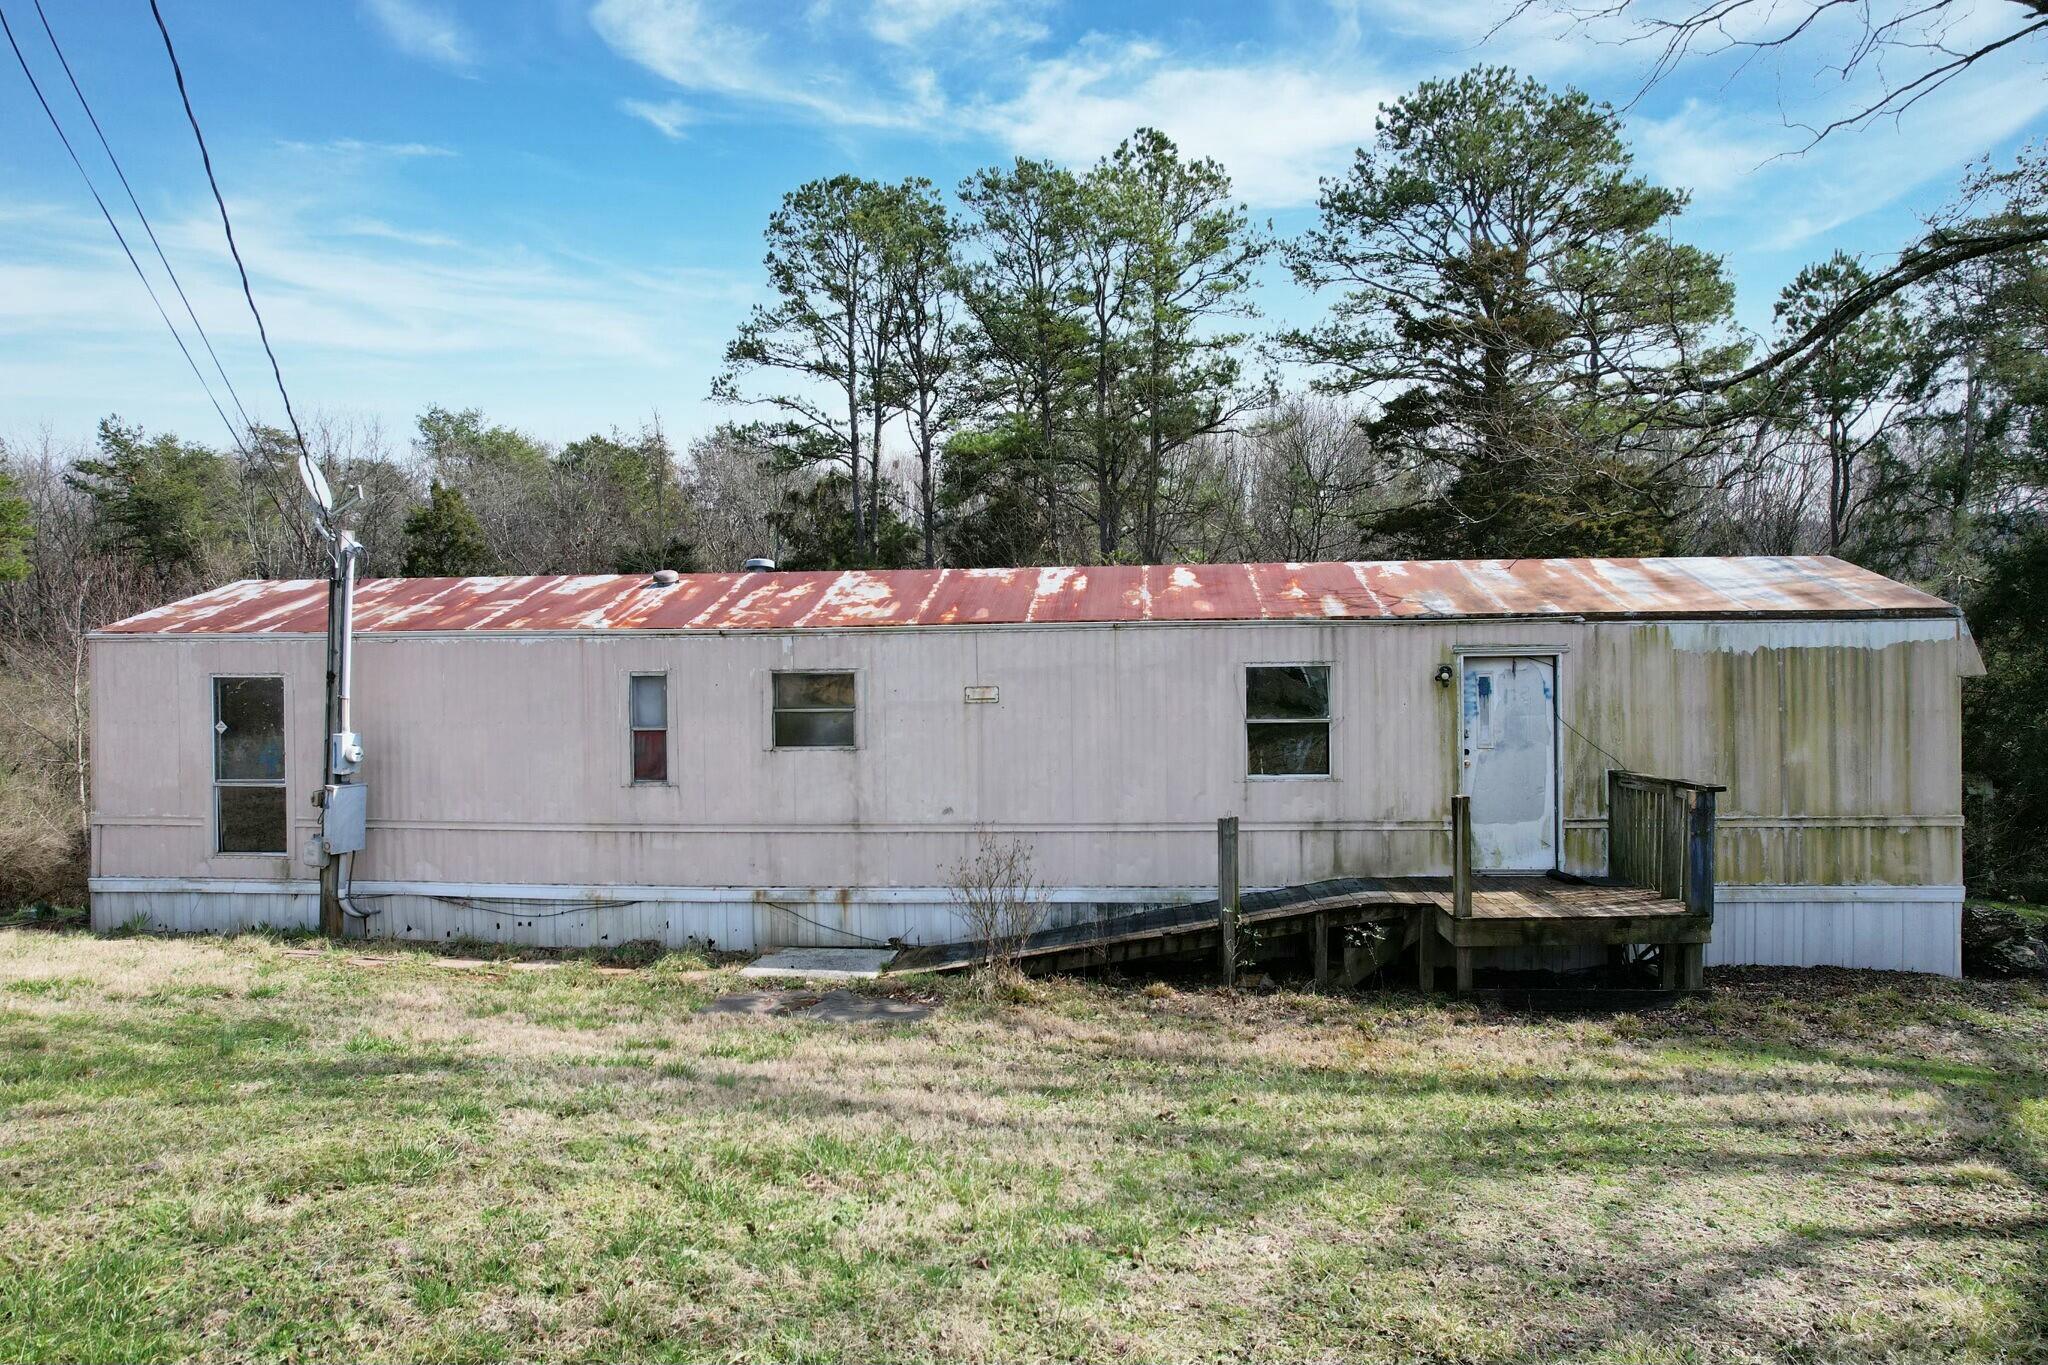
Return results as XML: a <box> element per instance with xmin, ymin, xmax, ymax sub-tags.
<box><xmin>897</xmin><ymin>773</ymin><xmax>1728</xmax><ymax>998</ymax></box>
<box><xmin>895</xmin><ymin>772</ymin><xmax>1721</xmax><ymax>993</ymax></box>
<box><xmin>892</xmin><ymin>873</ymin><xmax>1705</xmax><ymax>986</ymax></box>
<box><xmin>890</xmin><ymin>878</ymin><xmax>1392</xmax><ymax>976</ymax></box>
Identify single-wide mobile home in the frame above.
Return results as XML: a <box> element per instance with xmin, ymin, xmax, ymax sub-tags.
<box><xmin>89</xmin><ymin>556</ymin><xmax>1981</xmax><ymax>975</ymax></box>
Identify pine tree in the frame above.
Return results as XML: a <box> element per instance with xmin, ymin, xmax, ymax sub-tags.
<box><xmin>67</xmin><ymin>417</ymin><xmax>236</xmax><ymax>575</ymax></box>
<box><xmin>1281</xmin><ymin>68</ymin><xmax>1739</xmax><ymax>557</ymax></box>
<box><xmin>402</xmin><ymin>481</ymin><xmax>494</xmax><ymax>576</ymax></box>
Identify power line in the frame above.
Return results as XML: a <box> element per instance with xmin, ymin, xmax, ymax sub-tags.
<box><xmin>1559</xmin><ymin>710</ymin><xmax>1631</xmax><ymax>773</ymax></box>
<box><xmin>0</xmin><ymin>0</ymin><xmax>248</xmax><ymax>454</ymax></box>
<box><xmin>148</xmin><ymin>0</ymin><xmax>311</xmax><ymax>463</ymax></box>
<box><xmin>32</xmin><ymin>0</ymin><xmax>255</xmax><ymax>437</ymax></box>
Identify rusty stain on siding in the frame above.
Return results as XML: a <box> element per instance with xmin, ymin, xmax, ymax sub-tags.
<box><xmin>101</xmin><ymin>555</ymin><xmax>1958</xmax><ymax>636</ymax></box>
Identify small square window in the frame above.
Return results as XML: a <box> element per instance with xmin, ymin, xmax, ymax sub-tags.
<box><xmin>217</xmin><ymin>785</ymin><xmax>287</xmax><ymax>854</ymax></box>
<box><xmin>630</xmin><ymin>674</ymin><xmax>668</xmax><ymax>783</ymax></box>
<box><xmin>1247</xmin><ymin>665</ymin><xmax>1330</xmax><ymax>777</ymax></box>
<box><xmin>773</xmin><ymin>671</ymin><xmax>856</xmax><ymax>749</ymax></box>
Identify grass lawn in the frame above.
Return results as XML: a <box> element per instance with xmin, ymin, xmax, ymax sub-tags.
<box><xmin>2</xmin><ymin>932</ymin><xmax>2044</xmax><ymax>1363</ymax></box>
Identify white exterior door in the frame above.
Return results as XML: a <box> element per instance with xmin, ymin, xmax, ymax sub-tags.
<box><xmin>1459</xmin><ymin>655</ymin><xmax>1558</xmax><ymax>872</ymax></box>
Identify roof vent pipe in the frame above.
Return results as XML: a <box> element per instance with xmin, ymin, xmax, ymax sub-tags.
<box><xmin>649</xmin><ymin>568</ymin><xmax>680</xmax><ymax>587</ymax></box>
<box><xmin>743</xmin><ymin>557</ymin><xmax>777</xmax><ymax>572</ymax></box>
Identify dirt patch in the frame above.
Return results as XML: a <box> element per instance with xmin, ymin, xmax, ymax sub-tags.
<box><xmin>801</xmin><ymin>988</ymin><xmax>932</xmax><ymax>1024</ymax></box>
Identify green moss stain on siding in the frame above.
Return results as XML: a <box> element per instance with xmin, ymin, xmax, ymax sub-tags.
<box><xmin>1573</xmin><ymin>622</ymin><xmax>1960</xmax><ymax>890</ymax></box>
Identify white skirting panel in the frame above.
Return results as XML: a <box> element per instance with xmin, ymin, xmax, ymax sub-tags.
<box><xmin>88</xmin><ymin>879</ymin><xmax>1208</xmax><ymax>952</ymax></box>
<box><xmin>89</xmin><ymin>879</ymin><xmax>1965</xmax><ymax>976</ymax></box>
<box><xmin>91</xmin><ymin>880</ymin><xmax>319</xmax><ymax>935</ymax></box>
<box><xmin>1707</xmin><ymin>884</ymin><xmax>1963</xmax><ymax>977</ymax></box>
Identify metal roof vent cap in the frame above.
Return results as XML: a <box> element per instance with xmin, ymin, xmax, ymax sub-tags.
<box><xmin>742</xmin><ymin>557</ymin><xmax>777</xmax><ymax>572</ymax></box>
<box><xmin>649</xmin><ymin>568</ymin><xmax>681</xmax><ymax>587</ymax></box>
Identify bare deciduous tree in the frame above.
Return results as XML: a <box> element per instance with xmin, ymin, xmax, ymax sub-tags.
<box><xmin>682</xmin><ymin>426</ymin><xmax>791</xmax><ymax>571</ymax></box>
<box><xmin>1505</xmin><ymin>0</ymin><xmax>2048</xmax><ymax>143</ymax></box>
<box><xmin>1238</xmin><ymin>395</ymin><xmax>1385</xmax><ymax>562</ymax></box>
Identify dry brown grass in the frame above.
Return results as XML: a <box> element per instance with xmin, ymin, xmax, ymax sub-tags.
<box><xmin>1</xmin><ymin>933</ymin><xmax>2043</xmax><ymax>1362</ymax></box>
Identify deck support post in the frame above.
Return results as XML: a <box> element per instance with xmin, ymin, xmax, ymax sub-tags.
<box><xmin>1217</xmin><ymin>816</ymin><xmax>1239</xmax><ymax>988</ymax></box>
<box><xmin>1454</xmin><ymin>946</ymin><xmax>1474</xmax><ymax>993</ymax></box>
<box><xmin>1679</xmin><ymin>942</ymin><xmax>1704</xmax><ymax>990</ymax></box>
<box><xmin>1312</xmin><ymin>911</ymin><xmax>1330</xmax><ymax>987</ymax></box>
<box><xmin>1417</xmin><ymin>912</ymin><xmax>1437</xmax><ymax>993</ymax></box>
<box><xmin>1660</xmin><ymin>944</ymin><xmax>1681</xmax><ymax>990</ymax></box>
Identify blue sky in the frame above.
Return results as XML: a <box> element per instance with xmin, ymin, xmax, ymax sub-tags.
<box><xmin>3</xmin><ymin>0</ymin><xmax>2044</xmax><ymax>453</ymax></box>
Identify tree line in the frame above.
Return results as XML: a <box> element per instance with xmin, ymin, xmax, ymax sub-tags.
<box><xmin>1</xmin><ymin>65</ymin><xmax>2045</xmax><ymax>906</ymax></box>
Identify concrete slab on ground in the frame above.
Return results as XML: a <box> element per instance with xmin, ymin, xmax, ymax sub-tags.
<box><xmin>699</xmin><ymin>988</ymin><xmax>933</xmax><ymax>1025</ymax></box>
<box><xmin>699</xmin><ymin>991</ymin><xmax>787</xmax><ymax>1017</ymax></box>
<box><xmin>738</xmin><ymin>947</ymin><xmax>898</xmax><ymax>980</ymax></box>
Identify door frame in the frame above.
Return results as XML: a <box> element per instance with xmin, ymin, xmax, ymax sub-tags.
<box><xmin>1452</xmin><ymin>647</ymin><xmax>1564</xmax><ymax>873</ymax></box>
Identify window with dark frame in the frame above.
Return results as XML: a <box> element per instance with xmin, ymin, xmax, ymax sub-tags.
<box><xmin>630</xmin><ymin>673</ymin><xmax>668</xmax><ymax>783</ymax></box>
<box><xmin>213</xmin><ymin>676</ymin><xmax>286</xmax><ymax>853</ymax></box>
<box><xmin>1246</xmin><ymin>664</ymin><xmax>1331</xmax><ymax>777</ymax></box>
<box><xmin>772</xmin><ymin>671</ymin><xmax>856</xmax><ymax>748</ymax></box>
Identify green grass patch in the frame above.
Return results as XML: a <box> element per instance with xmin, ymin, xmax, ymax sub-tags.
<box><xmin>0</xmin><ymin>933</ymin><xmax>2042</xmax><ymax>1362</ymax></box>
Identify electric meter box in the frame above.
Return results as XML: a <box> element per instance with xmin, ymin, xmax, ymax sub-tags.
<box><xmin>330</xmin><ymin>731</ymin><xmax>364</xmax><ymax>775</ymax></box>
<box><xmin>321</xmin><ymin>783</ymin><xmax>368</xmax><ymax>854</ymax></box>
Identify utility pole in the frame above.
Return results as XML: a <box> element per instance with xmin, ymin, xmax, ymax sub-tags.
<box><xmin>316</xmin><ymin>530</ymin><xmax>364</xmax><ymax>936</ymax></box>
<box><xmin>299</xmin><ymin>453</ymin><xmax>367</xmax><ymax>939</ymax></box>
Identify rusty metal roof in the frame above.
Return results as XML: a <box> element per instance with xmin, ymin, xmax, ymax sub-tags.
<box><xmin>98</xmin><ymin>556</ymin><xmax>1958</xmax><ymax>637</ymax></box>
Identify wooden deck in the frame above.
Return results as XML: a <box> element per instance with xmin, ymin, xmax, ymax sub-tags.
<box><xmin>896</xmin><ymin>772</ymin><xmax>1722</xmax><ymax>993</ymax></box>
<box><xmin>1441</xmin><ymin>875</ymin><xmax>1706</xmax><ymax>947</ymax></box>
<box><xmin>894</xmin><ymin>872</ymin><xmax>1707</xmax><ymax>985</ymax></box>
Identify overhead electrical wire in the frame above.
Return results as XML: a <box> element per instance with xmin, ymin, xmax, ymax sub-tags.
<box><xmin>0</xmin><ymin>0</ymin><xmax>249</xmax><ymax>454</ymax></box>
<box><xmin>148</xmin><ymin>0</ymin><xmax>312</xmax><ymax>463</ymax></box>
<box><xmin>30</xmin><ymin>0</ymin><xmax>256</xmax><ymax>438</ymax></box>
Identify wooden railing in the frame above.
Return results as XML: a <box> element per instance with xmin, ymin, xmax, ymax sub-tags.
<box><xmin>1450</xmin><ymin>793</ymin><xmax>1474</xmax><ymax>919</ymax></box>
<box><xmin>1606</xmin><ymin>771</ymin><xmax>1723</xmax><ymax>918</ymax></box>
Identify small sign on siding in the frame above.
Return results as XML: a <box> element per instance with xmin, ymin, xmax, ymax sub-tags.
<box><xmin>963</xmin><ymin>684</ymin><xmax>999</xmax><ymax>704</ymax></box>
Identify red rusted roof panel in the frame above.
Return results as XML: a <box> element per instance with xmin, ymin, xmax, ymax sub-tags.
<box><xmin>98</xmin><ymin>556</ymin><xmax>1958</xmax><ymax>635</ymax></box>
<box><xmin>916</xmin><ymin>568</ymin><xmax>1036</xmax><ymax>625</ymax></box>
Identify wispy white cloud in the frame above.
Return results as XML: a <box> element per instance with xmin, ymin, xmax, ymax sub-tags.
<box><xmin>974</xmin><ymin>39</ymin><xmax>1393</xmax><ymax>208</ymax></box>
<box><xmin>1632</xmin><ymin>99</ymin><xmax>1787</xmax><ymax>201</ymax></box>
<box><xmin>585</xmin><ymin>3</ymin><xmax>1395</xmax><ymax>207</ymax></box>
<box><xmin>619</xmin><ymin>97</ymin><xmax>697</xmax><ymax>139</ymax></box>
<box><xmin>336</xmin><ymin>217</ymin><xmax>462</xmax><ymax>249</ymax></box>
<box><xmin>361</xmin><ymin>0</ymin><xmax>477</xmax><ymax>73</ymax></box>
<box><xmin>591</xmin><ymin>0</ymin><xmax>936</xmax><ymax>129</ymax></box>
<box><xmin>865</xmin><ymin>0</ymin><xmax>1045</xmax><ymax>48</ymax></box>
<box><xmin>1630</xmin><ymin>45</ymin><xmax>2048</xmax><ymax>251</ymax></box>
<box><xmin>0</xmin><ymin>178</ymin><xmax>753</xmax><ymax>444</ymax></box>
<box><xmin>278</xmin><ymin>138</ymin><xmax>458</xmax><ymax>159</ymax></box>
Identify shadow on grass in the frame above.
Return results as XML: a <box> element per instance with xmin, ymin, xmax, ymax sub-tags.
<box><xmin>3</xmin><ymin>949</ymin><xmax>2043</xmax><ymax>1361</ymax></box>
<box><xmin>600</xmin><ymin>971</ymin><xmax>2048</xmax><ymax>1357</ymax></box>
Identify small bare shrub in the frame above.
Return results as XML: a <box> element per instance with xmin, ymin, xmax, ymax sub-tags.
<box><xmin>947</xmin><ymin>827</ymin><xmax>1051</xmax><ymax>988</ymax></box>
